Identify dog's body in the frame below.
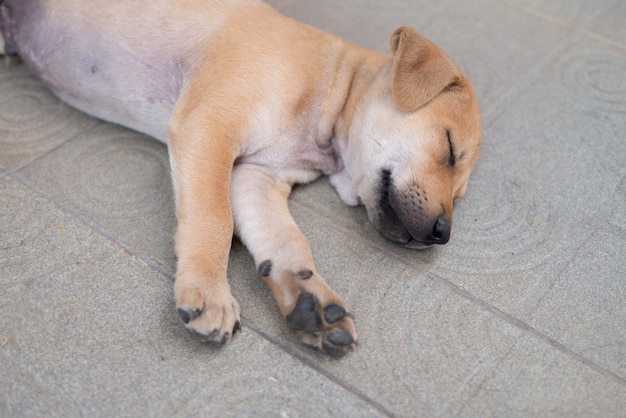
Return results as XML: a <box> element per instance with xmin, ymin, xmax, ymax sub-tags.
<box><xmin>1</xmin><ymin>0</ymin><xmax>481</xmax><ymax>356</ymax></box>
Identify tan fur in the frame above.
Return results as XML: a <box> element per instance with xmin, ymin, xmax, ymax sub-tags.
<box><xmin>1</xmin><ymin>0</ymin><xmax>481</xmax><ymax>356</ymax></box>
<box><xmin>391</xmin><ymin>27</ymin><xmax>461</xmax><ymax>112</ymax></box>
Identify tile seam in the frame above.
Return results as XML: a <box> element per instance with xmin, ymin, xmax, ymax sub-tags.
<box><xmin>244</xmin><ymin>321</ymin><xmax>396</xmax><ymax>418</ymax></box>
<box><xmin>425</xmin><ymin>270</ymin><xmax>626</xmax><ymax>387</ymax></box>
<box><xmin>13</xmin><ymin>120</ymin><xmax>101</xmax><ymax>173</ymax></box>
<box><xmin>498</xmin><ymin>0</ymin><xmax>626</xmax><ymax>52</ymax></box>
<box><xmin>4</xmin><ymin>167</ymin><xmax>175</xmax><ymax>280</ymax></box>
<box><xmin>290</xmin><ymin>199</ymin><xmax>626</xmax><ymax>387</ymax></box>
<box><xmin>8</xmin><ymin>165</ymin><xmax>623</xmax><ymax>397</ymax></box>
<box><xmin>4</xmin><ymin>166</ymin><xmax>400</xmax><ymax>411</ymax></box>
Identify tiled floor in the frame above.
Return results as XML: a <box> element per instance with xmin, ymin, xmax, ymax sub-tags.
<box><xmin>1</xmin><ymin>0</ymin><xmax>625</xmax><ymax>416</ymax></box>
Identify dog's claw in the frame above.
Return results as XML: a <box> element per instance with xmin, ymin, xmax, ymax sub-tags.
<box><xmin>175</xmin><ymin>280</ymin><xmax>240</xmax><ymax>345</ymax></box>
<box><xmin>192</xmin><ymin>328</ymin><xmax>233</xmax><ymax>345</ymax></box>
<box><xmin>178</xmin><ymin>309</ymin><xmax>191</xmax><ymax>324</ymax></box>
<box><xmin>192</xmin><ymin>330</ymin><xmax>211</xmax><ymax>342</ymax></box>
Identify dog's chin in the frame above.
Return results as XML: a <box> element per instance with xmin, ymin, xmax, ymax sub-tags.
<box><xmin>372</xmin><ymin>220</ymin><xmax>431</xmax><ymax>249</ymax></box>
<box><xmin>403</xmin><ymin>240</ymin><xmax>433</xmax><ymax>250</ymax></box>
<box><xmin>371</xmin><ymin>214</ymin><xmax>438</xmax><ymax>250</ymax></box>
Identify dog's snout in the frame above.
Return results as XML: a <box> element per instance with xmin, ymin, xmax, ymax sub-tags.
<box><xmin>427</xmin><ymin>217</ymin><xmax>450</xmax><ymax>245</ymax></box>
<box><xmin>375</xmin><ymin>170</ymin><xmax>454</xmax><ymax>248</ymax></box>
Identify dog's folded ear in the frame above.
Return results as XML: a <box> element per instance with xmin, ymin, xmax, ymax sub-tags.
<box><xmin>390</xmin><ymin>26</ymin><xmax>460</xmax><ymax>112</ymax></box>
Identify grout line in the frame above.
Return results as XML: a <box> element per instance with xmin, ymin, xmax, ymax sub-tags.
<box><xmin>8</xmin><ymin>157</ymin><xmax>624</xmax><ymax>396</ymax></box>
<box><xmin>3</xmin><ymin>160</ymin><xmax>392</xmax><ymax>413</ymax></box>
<box><xmin>498</xmin><ymin>0</ymin><xmax>626</xmax><ymax>52</ymax></box>
<box><xmin>4</xmin><ymin>167</ymin><xmax>175</xmax><ymax>280</ymax></box>
<box><xmin>4</xmin><ymin>165</ymin><xmax>396</xmax><ymax>412</ymax></box>
<box><xmin>14</xmin><ymin>120</ymin><xmax>102</xmax><ymax>172</ymax></box>
<box><xmin>5</xmin><ymin>165</ymin><xmax>396</xmax><ymax>413</ymax></box>
<box><xmin>243</xmin><ymin>321</ymin><xmax>396</xmax><ymax>417</ymax></box>
<box><xmin>290</xmin><ymin>199</ymin><xmax>626</xmax><ymax>388</ymax></box>
<box><xmin>5</xmin><ymin>164</ymin><xmax>398</xmax><ymax>413</ymax></box>
<box><xmin>10</xmin><ymin>157</ymin><xmax>623</xmax><ymax>390</ymax></box>
<box><xmin>424</xmin><ymin>270</ymin><xmax>626</xmax><ymax>387</ymax></box>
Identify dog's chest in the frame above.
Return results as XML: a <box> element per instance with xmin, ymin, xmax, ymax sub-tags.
<box><xmin>239</xmin><ymin>114</ymin><xmax>342</xmax><ymax>183</ymax></box>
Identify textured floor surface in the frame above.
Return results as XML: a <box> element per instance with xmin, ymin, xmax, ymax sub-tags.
<box><xmin>1</xmin><ymin>0</ymin><xmax>625</xmax><ymax>416</ymax></box>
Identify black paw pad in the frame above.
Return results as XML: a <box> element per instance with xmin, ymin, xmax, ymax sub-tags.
<box><xmin>322</xmin><ymin>329</ymin><xmax>354</xmax><ymax>357</ymax></box>
<box><xmin>324</xmin><ymin>304</ymin><xmax>347</xmax><ymax>324</ymax></box>
<box><xmin>297</xmin><ymin>269</ymin><xmax>313</xmax><ymax>280</ymax></box>
<box><xmin>286</xmin><ymin>293</ymin><xmax>321</xmax><ymax>333</ymax></box>
<box><xmin>258</xmin><ymin>260</ymin><xmax>273</xmax><ymax>277</ymax></box>
<box><xmin>178</xmin><ymin>308</ymin><xmax>202</xmax><ymax>324</ymax></box>
<box><xmin>326</xmin><ymin>329</ymin><xmax>354</xmax><ymax>346</ymax></box>
<box><xmin>322</xmin><ymin>342</ymin><xmax>349</xmax><ymax>358</ymax></box>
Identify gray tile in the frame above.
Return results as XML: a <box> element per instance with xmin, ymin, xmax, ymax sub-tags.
<box><xmin>529</xmin><ymin>228</ymin><xmax>626</xmax><ymax>379</ymax></box>
<box><xmin>223</xmin><ymin>199</ymin><xmax>626</xmax><ymax>416</ymax></box>
<box><xmin>18</xmin><ymin>123</ymin><xmax>178</xmax><ymax>270</ymax></box>
<box><xmin>508</xmin><ymin>0</ymin><xmax>626</xmax><ymax>45</ymax></box>
<box><xmin>0</xmin><ymin>60</ymin><xmax>96</xmax><ymax>170</ymax></box>
<box><xmin>454</xmin><ymin>36</ymin><xmax>626</xmax><ymax>362</ymax></box>
<box><xmin>0</xmin><ymin>175</ymin><xmax>380</xmax><ymax>417</ymax></box>
<box><xmin>228</xmin><ymin>202</ymin><xmax>520</xmax><ymax>415</ymax></box>
<box><xmin>459</xmin><ymin>336</ymin><xmax>626</xmax><ymax>416</ymax></box>
<box><xmin>2</xmin><ymin>0</ymin><xmax>625</xmax><ymax>415</ymax></box>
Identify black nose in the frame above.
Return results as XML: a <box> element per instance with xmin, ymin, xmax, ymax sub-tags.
<box><xmin>427</xmin><ymin>217</ymin><xmax>450</xmax><ymax>245</ymax></box>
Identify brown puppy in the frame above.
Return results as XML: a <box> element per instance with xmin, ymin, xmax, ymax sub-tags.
<box><xmin>0</xmin><ymin>0</ymin><xmax>481</xmax><ymax>356</ymax></box>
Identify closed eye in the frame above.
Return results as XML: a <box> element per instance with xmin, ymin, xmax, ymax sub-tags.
<box><xmin>447</xmin><ymin>130</ymin><xmax>456</xmax><ymax>167</ymax></box>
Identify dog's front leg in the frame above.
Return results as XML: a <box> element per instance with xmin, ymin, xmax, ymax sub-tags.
<box><xmin>232</xmin><ymin>164</ymin><xmax>357</xmax><ymax>357</ymax></box>
<box><xmin>167</xmin><ymin>103</ymin><xmax>243</xmax><ymax>344</ymax></box>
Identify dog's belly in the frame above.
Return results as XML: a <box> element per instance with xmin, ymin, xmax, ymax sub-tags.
<box><xmin>1</xmin><ymin>0</ymin><xmax>257</xmax><ymax>141</ymax></box>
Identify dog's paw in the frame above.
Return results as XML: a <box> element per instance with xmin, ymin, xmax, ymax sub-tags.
<box><xmin>175</xmin><ymin>275</ymin><xmax>241</xmax><ymax>344</ymax></box>
<box><xmin>286</xmin><ymin>291</ymin><xmax>356</xmax><ymax>358</ymax></box>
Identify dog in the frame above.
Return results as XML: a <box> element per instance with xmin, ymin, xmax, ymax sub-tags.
<box><xmin>0</xmin><ymin>0</ymin><xmax>481</xmax><ymax>357</ymax></box>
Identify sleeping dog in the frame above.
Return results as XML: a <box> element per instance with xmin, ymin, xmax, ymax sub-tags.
<box><xmin>0</xmin><ymin>0</ymin><xmax>481</xmax><ymax>356</ymax></box>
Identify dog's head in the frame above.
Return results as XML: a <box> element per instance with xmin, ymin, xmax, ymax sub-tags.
<box><xmin>337</xmin><ymin>27</ymin><xmax>481</xmax><ymax>249</ymax></box>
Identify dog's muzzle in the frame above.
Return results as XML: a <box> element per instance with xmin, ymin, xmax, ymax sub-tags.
<box><xmin>374</xmin><ymin>170</ymin><xmax>451</xmax><ymax>249</ymax></box>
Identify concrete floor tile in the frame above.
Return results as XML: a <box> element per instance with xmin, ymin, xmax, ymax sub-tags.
<box><xmin>0</xmin><ymin>61</ymin><xmax>96</xmax><ymax>170</ymax></box>
<box><xmin>529</xmin><ymin>229</ymin><xmax>626</xmax><ymax>379</ymax></box>
<box><xmin>0</xmin><ymin>175</ymin><xmax>381</xmax><ymax>417</ymax></box>
<box><xmin>226</xmin><ymin>205</ymin><xmax>522</xmax><ymax>415</ymax></box>
<box><xmin>0</xmin><ymin>173</ymin><xmax>108</xmax><ymax>283</ymax></box>
<box><xmin>2</xmin><ymin>0</ymin><xmax>625</xmax><ymax>415</ymax></box>
<box><xmin>459</xmin><ymin>336</ymin><xmax>626</xmax><ymax>417</ymax></box>
<box><xmin>224</xmin><ymin>200</ymin><xmax>626</xmax><ymax>416</ymax></box>
<box><xmin>18</xmin><ymin>123</ymin><xmax>177</xmax><ymax>270</ymax></box>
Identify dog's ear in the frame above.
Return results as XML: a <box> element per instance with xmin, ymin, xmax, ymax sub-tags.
<box><xmin>390</xmin><ymin>26</ymin><xmax>459</xmax><ymax>112</ymax></box>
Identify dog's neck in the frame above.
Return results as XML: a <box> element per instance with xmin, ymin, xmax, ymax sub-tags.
<box><xmin>317</xmin><ymin>45</ymin><xmax>388</xmax><ymax>173</ymax></box>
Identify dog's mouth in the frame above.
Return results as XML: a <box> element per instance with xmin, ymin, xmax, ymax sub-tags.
<box><xmin>403</xmin><ymin>239</ymin><xmax>433</xmax><ymax>249</ymax></box>
<box><xmin>372</xmin><ymin>169</ymin><xmax>450</xmax><ymax>248</ymax></box>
